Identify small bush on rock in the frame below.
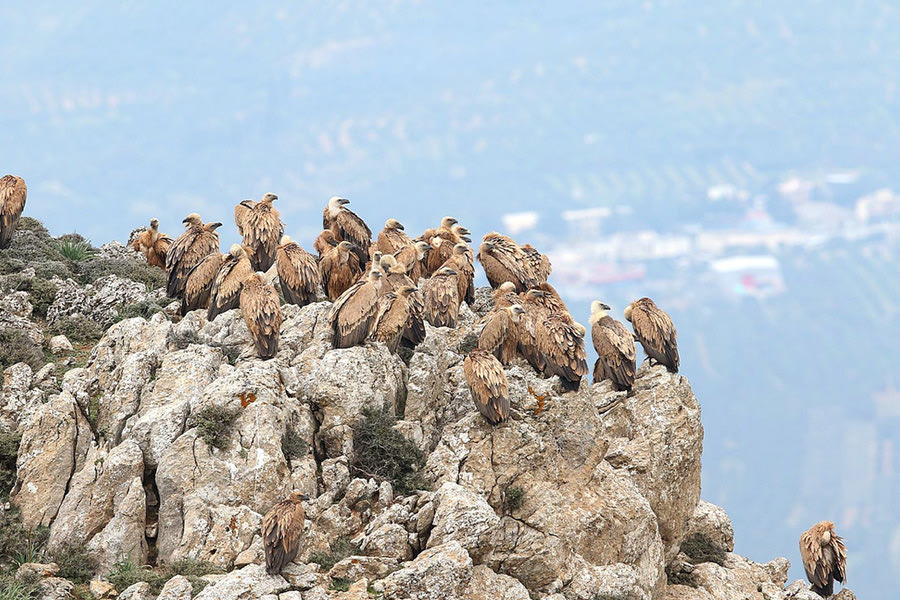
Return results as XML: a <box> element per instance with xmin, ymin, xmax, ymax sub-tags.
<box><xmin>309</xmin><ymin>536</ymin><xmax>358</xmax><ymax>572</ymax></box>
<box><xmin>0</xmin><ymin>571</ymin><xmax>41</xmax><ymax>600</ymax></box>
<box><xmin>351</xmin><ymin>407</ymin><xmax>426</xmax><ymax>494</ymax></box>
<box><xmin>55</xmin><ymin>238</ymin><xmax>96</xmax><ymax>262</ymax></box>
<box><xmin>114</xmin><ymin>299</ymin><xmax>167</xmax><ymax>323</ymax></box>
<box><xmin>50</xmin><ymin>542</ymin><xmax>96</xmax><ymax>584</ymax></box>
<box><xmin>0</xmin><ymin>433</ymin><xmax>21</xmax><ymax>502</ymax></box>
<box><xmin>76</xmin><ymin>258</ymin><xmax>166</xmax><ymax>289</ymax></box>
<box><xmin>281</xmin><ymin>428</ymin><xmax>308</xmax><ymax>464</ymax></box>
<box><xmin>665</xmin><ymin>563</ymin><xmax>698</xmax><ymax>588</ymax></box>
<box><xmin>0</xmin><ymin>328</ymin><xmax>43</xmax><ymax>373</ymax></box>
<box><xmin>189</xmin><ymin>406</ymin><xmax>241</xmax><ymax>450</ymax></box>
<box><xmin>108</xmin><ymin>558</ymin><xmax>220</xmax><ymax>594</ymax></box>
<box><xmin>48</xmin><ymin>315</ymin><xmax>103</xmax><ymax>343</ymax></box>
<box><xmin>502</xmin><ymin>485</ymin><xmax>525</xmax><ymax>512</ymax></box>
<box><xmin>680</xmin><ymin>532</ymin><xmax>726</xmax><ymax>566</ymax></box>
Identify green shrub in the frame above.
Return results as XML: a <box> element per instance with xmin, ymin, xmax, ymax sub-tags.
<box><xmin>15</xmin><ymin>217</ymin><xmax>47</xmax><ymax>235</ymax></box>
<box><xmin>107</xmin><ymin>558</ymin><xmax>220</xmax><ymax>594</ymax></box>
<box><xmin>309</xmin><ymin>536</ymin><xmax>357</xmax><ymax>572</ymax></box>
<box><xmin>502</xmin><ymin>486</ymin><xmax>524</xmax><ymax>512</ymax></box>
<box><xmin>680</xmin><ymin>532</ymin><xmax>726</xmax><ymax>566</ymax></box>
<box><xmin>114</xmin><ymin>299</ymin><xmax>167</xmax><ymax>323</ymax></box>
<box><xmin>0</xmin><ymin>571</ymin><xmax>41</xmax><ymax>600</ymax></box>
<box><xmin>0</xmin><ymin>507</ymin><xmax>48</xmax><ymax>567</ymax></box>
<box><xmin>330</xmin><ymin>577</ymin><xmax>352</xmax><ymax>591</ymax></box>
<box><xmin>0</xmin><ymin>328</ymin><xmax>44</xmax><ymax>373</ymax></box>
<box><xmin>55</xmin><ymin>238</ymin><xmax>97</xmax><ymax>262</ymax></box>
<box><xmin>166</xmin><ymin>558</ymin><xmax>221</xmax><ymax>592</ymax></box>
<box><xmin>48</xmin><ymin>315</ymin><xmax>103</xmax><ymax>343</ymax></box>
<box><xmin>50</xmin><ymin>542</ymin><xmax>96</xmax><ymax>584</ymax></box>
<box><xmin>281</xmin><ymin>428</ymin><xmax>308</xmax><ymax>464</ymax></box>
<box><xmin>0</xmin><ymin>433</ymin><xmax>21</xmax><ymax>502</ymax></box>
<box><xmin>351</xmin><ymin>407</ymin><xmax>426</xmax><ymax>494</ymax></box>
<box><xmin>189</xmin><ymin>406</ymin><xmax>240</xmax><ymax>450</ymax></box>
<box><xmin>456</xmin><ymin>333</ymin><xmax>479</xmax><ymax>355</ymax></box>
<box><xmin>665</xmin><ymin>563</ymin><xmax>698</xmax><ymax>588</ymax></box>
<box><xmin>75</xmin><ymin>258</ymin><xmax>166</xmax><ymax>289</ymax></box>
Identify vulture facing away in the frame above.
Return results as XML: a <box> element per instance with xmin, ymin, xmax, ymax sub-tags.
<box><xmin>376</xmin><ymin>218</ymin><xmax>412</xmax><ymax>255</ymax></box>
<box><xmin>262</xmin><ymin>490</ymin><xmax>308</xmax><ymax>575</ymax></box>
<box><xmin>166</xmin><ymin>214</ymin><xmax>222</xmax><ymax>299</ymax></box>
<box><xmin>422</xmin><ymin>266</ymin><xmax>460</xmax><ymax>328</ymax></box>
<box><xmin>799</xmin><ymin>521</ymin><xmax>847</xmax><ymax>597</ymax></box>
<box><xmin>207</xmin><ymin>244</ymin><xmax>254</xmax><ymax>321</ymax></box>
<box><xmin>478</xmin><ymin>304</ymin><xmax>525</xmax><ymax>365</ymax></box>
<box><xmin>276</xmin><ymin>236</ymin><xmax>320</xmax><ymax>307</ymax></box>
<box><xmin>371</xmin><ymin>286</ymin><xmax>417</xmax><ymax>353</ymax></box>
<box><xmin>320</xmin><ymin>241</ymin><xmax>363</xmax><ymax>301</ymax></box>
<box><xmin>521</xmin><ymin>243</ymin><xmax>551</xmax><ymax>283</ymax></box>
<box><xmin>517</xmin><ymin>288</ymin><xmax>549</xmax><ymax>374</ymax></box>
<box><xmin>464</xmin><ymin>349</ymin><xmax>510</xmax><ymax>425</ymax></box>
<box><xmin>323</xmin><ymin>196</ymin><xmax>371</xmax><ymax>264</ymax></box>
<box><xmin>234</xmin><ymin>192</ymin><xmax>284</xmax><ymax>272</ymax></box>
<box><xmin>477</xmin><ymin>232</ymin><xmax>537</xmax><ymax>292</ymax></box>
<box><xmin>590</xmin><ymin>301</ymin><xmax>636</xmax><ymax>391</ymax></box>
<box><xmin>180</xmin><ymin>252</ymin><xmax>225</xmax><ymax>316</ymax></box>
<box><xmin>625</xmin><ymin>297</ymin><xmax>679</xmax><ymax>373</ymax></box>
<box><xmin>328</xmin><ymin>270</ymin><xmax>383</xmax><ymax>349</ymax></box>
<box><xmin>132</xmin><ymin>218</ymin><xmax>173</xmax><ymax>269</ymax></box>
<box><xmin>313</xmin><ymin>229</ymin><xmax>339</xmax><ymax>257</ymax></box>
<box><xmin>240</xmin><ymin>272</ymin><xmax>283</xmax><ymax>359</ymax></box>
<box><xmin>0</xmin><ymin>175</ymin><xmax>27</xmax><ymax>249</ymax></box>
<box><xmin>380</xmin><ymin>256</ymin><xmax>426</xmax><ymax>346</ymax></box>
<box><xmin>538</xmin><ymin>318</ymin><xmax>588</xmax><ymax>391</ymax></box>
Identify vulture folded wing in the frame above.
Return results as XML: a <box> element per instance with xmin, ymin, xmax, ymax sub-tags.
<box><xmin>329</xmin><ymin>281</ymin><xmax>378</xmax><ymax>348</ymax></box>
<box><xmin>0</xmin><ymin>175</ymin><xmax>26</xmax><ymax>248</ymax></box>
<box><xmin>335</xmin><ymin>208</ymin><xmax>372</xmax><ymax>249</ymax></box>
<box><xmin>234</xmin><ymin>200</ymin><xmax>254</xmax><ymax>236</ymax></box>
<box><xmin>181</xmin><ymin>253</ymin><xmax>224</xmax><ymax>315</ymax></box>
<box><xmin>209</xmin><ymin>258</ymin><xmax>253</xmax><ymax>321</ymax></box>
<box><xmin>477</xmin><ymin>311</ymin><xmax>508</xmax><ymax>353</ymax></box>
<box><xmin>464</xmin><ymin>350</ymin><xmax>510</xmax><ymax>424</ymax></box>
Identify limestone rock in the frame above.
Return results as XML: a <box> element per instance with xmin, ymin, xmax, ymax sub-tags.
<box><xmin>89</xmin><ymin>580</ymin><xmax>117</xmax><ymax>599</ymax></box>
<box><xmin>663</xmin><ymin>554</ymin><xmax>791</xmax><ymax>600</ymax></box>
<box><xmin>685</xmin><ymin>500</ymin><xmax>734</xmax><ymax>553</ymax></box>
<box><xmin>192</xmin><ymin>564</ymin><xmax>292</xmax><ymax>600</ymax></box>
<box><xmin>15</xmin><ymin>562</ymin><xmax>59</xmax><ymax>579</ymax></box>
<box><xmin>381</xmin><ymin>541</ymin><xmax>473</xmax><ymax>600</ymax></box>
<box><xmin>427</xmin><ymin>482</ymin><xmax>499</xmax><ymax>562</ymax></box>
<box><xmin>565</xmin><ymin>562</ymin><xmax>647</xmax><ymax>600</ymax></box>
<box><xmin>781</xmin><ymin>581</ymin><xmax>826</xmax><ymax>600</ymax></box>
<box><xmin>49</xmin><ymin>334</ymin><xmax>73</xmax><ymax>355</ymax></box>
<box><xmin>157</xmin><ymin>575</ymin><xmax>193</xmax><ymax>600</ymax></box>
<box><xmin>1</xmin><ymin>290</ymin><xmax>33</xmax><ymax>318</ymax></box>
<box><xmin>463</xmin><ymin>565</ymin><xmax>530</xmax><ymax>600</ymax></box>
<box><xmin>39</xmin><ymin>577</ymin><xmax>75</xmax><ymax>600</ymax></box>
<box><xmin>47</xmin><ymin>274</ymin><xmax>162</xmax><ymax>328</ymax></box>
<box><xmin>329</xmin><ymin>556</ymin><xmax>399</xmax><ymax>582</ymax></box>
<box><xmin>118</xmin><ymin>582</ymin><xmax>155</xmax><ymax>600</ymax></box>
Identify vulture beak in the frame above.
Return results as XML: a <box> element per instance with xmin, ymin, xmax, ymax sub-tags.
<box><xmin>600</xmin><ymin>303</ymin><xmax>611</xmax><ymax>311</ymax></box>
<box><xmin>513</xmin><ymin>305</ymin><xmax>526</xmax><ymax>315</ymax></box>
<box><xmin>339</xmin><ymin>198</ymin><xmax>350</xmax><ymax>206</ymax></box>
<box><xmin>182</xmin><ymin>217</ymin><xmax>190</xmax><ymax>223</ymax></box>
<box><xmin>397</xmin><ymin>223</ymin><xmax>405</xmax><ymax>230</ymax></box>
<box><xmin>531</xmin><ymin>290</ymin><xmax>545</xmax><ymax>297</ymax></box>
<box><xmin>210</xmin><ymin>222</ymin><xmax>224</xmax><ymax>230</ymax></box>
<box><xmin>444</xmin><ymin>268</ymin><xmax>458</xmax><ymax>275</ymax></box>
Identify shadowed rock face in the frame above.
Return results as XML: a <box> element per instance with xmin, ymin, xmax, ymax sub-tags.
<box><xmin>0</xmin><ymin>283</ymin><xmax>854</xmax><ymax>600</ymax></box>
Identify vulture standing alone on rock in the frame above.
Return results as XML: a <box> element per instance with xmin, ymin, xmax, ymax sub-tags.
<box><xmin>590</xmin><ymin>301</ymin><xmax>637</xmax><ymax>391</ymax></box>
<box><xmin>464</xmin><ymin>349</ymin><xmax>510</xmax><ymax>425</ymax></box>
<box><xmin>323</xmin><ymin>196</ymin><xmax>371</xmax><ymax>264</ymax></box>
<box><xmin>240</xmin><ymin>272</ymin><xmax>283</xmax><ymax>359</ymax></box>
<box><xmin>371</xmin><ymin>286</ymin><xmax>417</xmax><ymax>353</ymax></box>
<box><xmin>275</xmin><ymin>236</ymin><xmax>320</xmax><ymax>307</ymax></box>
<box><xmin>262</xmin><ymin>491</ymin><xmax>308</xmax><ymax>575</ymax></box>
<box><xmin>166</xmin><ymin>214</ymin><xmax>222</xmax><ymax>299</ymax></box>
<box><xmin>625</xmin><ymin>297</ymin><xmax>680</xmax><ymax>373</ymax></box>
<box><xmin>799</xmin><ymin>521</ymin><xmax>847</xmax><ymax>597</ymax></box>
<box><xmin>132</xmin><ymin>218</ymin><xmax>173</xmax><ymax>269</ymax></box>
<box><xmin>207</xmin><ymin>244</ymin><xmax>255</xmax><ymax>321</ymax></box>
<box><xmin>320</xmin><ymin>241</ymin><xmax>363</xmax><ymax>301</ymax></box>
<box><xmin>234</xmin><ymin>192</ymin><xmax>284</xmax><ymax>272</ymax></box>
<box><xmin>179</xmin><ymin>251</ymin><xmax>226</xmax><ymax>316</ymax></box>
<box><xmin>0</xmin><ymin>174</ymin><xmax>27</xmax><ymax>249</ymax></box>
<box><xmin>477</xmin><ymin>232</ymin><xmax>537</xmax><ymax>292</ymax></box>
<box><xmin>422</xmin><ymin>266</ymin><xmax>460</xmax><ymax>328</ymax></box>
<box><xmin>328</xmin><ymin>269</ymin><xmax>383</xmax><ymax>349</ymax></box>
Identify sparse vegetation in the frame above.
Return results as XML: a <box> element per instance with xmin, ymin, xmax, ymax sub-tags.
<box><xmin>350</xmin><ymin>407</ymin><xmax>426</xmax><ymax>494</ymax></box>
<box><xmin>457</xmin><ymin>333</ymin><xmax>479</xmax><ymax>355</ymax></box>
<box><xmin>49</xmin><ymin>542</ymin><xmax>96</xmax><ymax>584</ymax></box>
<box><xmin>48</xmin><ymin>315</ymin><xmax>103</xmax><ymax>343</ymax></box>
<box><xmin>189</xmin><ymin>405</ymin><xmax>241</xmax><ymax>450</ymax></box>
<box><xmin>281</xmin><ymin>427</ymin><xmax>309</xmax><ymax>464</ymax></box>
<box><xmin>55</xmin><ymin>238</ymin><xmax>97</xmax><ymax>262</ymax></box>
<box><xmin>0</xmin><ymin>328</ymin><xmax>44</xmax><ymax>373</ymax></box>
<box><xmin>680</xmin><ymin>532</ymin><xmax>726</xmax><ymax>566</ymax></box>
<box><xmin>0</xmin><ymin>433</ymin><xmax>21</xmax><ymax>502</ymax></box>
<box><xmin>0</xmin><ymin>571</ymin><xmax>41</xmax><ymax>600</ymax></box>
<box><xmin>330</xmin><ymin>577</ymin><xmax>352</xmax><ymax>591</ymax></box>
<box><xmin>309</xmin><ymin>536</ymin><xmax>358</xmax><ymax>572</ymax></box>
<box><xmin>3</xmin><ymin>275</ymin><xmax>58</xmax><ymax>319</ymax></box>
<box><xmin>502</xmin><ymin>485</ymin><xmax>525</xmax><ymax>512</ymax></box>
<box><xmin>76</xmin><ymin>257</ymin><xmax>166</xmax><ymax>289</ymax></box>
<box><xmin>107</xmin><ymin>558</ymin><xmax>221</xmax><ymax>594</ymax></box>
<box><xmin>665</xmin><ymin>563</ymin><xmax>698</xmax><ymax>588</ymax></box>
<box><xmin>114</xmin><ymin>299</ymin><xmax>167</xmax><ymax>323</ymax></box>
<box><xmin>0</xmin><ymin>507</ymin><xmax>48</xmax><ymax>569</ymax></box>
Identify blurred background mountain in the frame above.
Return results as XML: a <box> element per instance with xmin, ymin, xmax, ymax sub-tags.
<box><xmin>2</xmin><ymin>2</ymin><xmax>898</xmax><ymax>597</ymax></box>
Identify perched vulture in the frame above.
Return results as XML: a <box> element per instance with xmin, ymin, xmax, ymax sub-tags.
<box><xmin>422</xmin><ymin>266</ymin><xmax>460</xmax><ymax>328</ymax></box>
<box><xmin>207</xmin><ymin>245</ymin><xmax>255</xmax><ymax>321</ymax></box>
<box><xmin>464</xmin><ymin>349</ymin><xmax>510</xmax><ymax>425</ymax></box>
<box><xmin>328</xmin><ymin>270</ymin><xmax>383</xmax><ymax>349</ymax></box>
<box><xmin>132</xmin><ymin>218</ymin><xmax>173</xmax><ymax>269</ymax></box>
<box><xmin>180</xmin><ymin>252</ymin><xmax>226</xmax><ymax>316</ymax></box>
<box><xmin>313</xmin><ymin>229</ymin><xmax>339</xmax><ymax>257</ymax></box>
<box><xmin>521</xmin><ymin>243</ymin><xmax>551</xmax><ymax>283</ymax></box>
<box><xmin>799</xmin><ymin>521</ymin><xmax>847</xmax><ymax>597</ymax></box>
<box><xmin>323</xmin><ymin>196</ymin><xmax>371</xmax><ymax>264</ymax></box>
<box><xmin>477</xmin><ymin>232</ymin><xmax>537</xmax><ymax>292</ymax></box>
<box><xmin>536</xmin><ymin>282</ymin><xmax>573</xmax><ymax>323</ymax></box>
<box><xmin>240</xmin><ymin>272</ymin><xmax>283</xmax><ymax>359</ymax></box>
<box><xmin>395</xmin><ymin>240</ymin><xmax>431</xmax><ymax>283</ymax></box>
<box><xmin>166</xmin><ymin>214</ymin><xmax>222</xmax><ymax>299</ymax></box>
<box><xmin>320</xmin><ymin>241</ymin><xmax>363</xmax><ymax>301</ymax></box>
<box><xmin>371</xmin><ymin>286</ymin><xmax>417</xmax><ymax>353</ymax></box>
<box><xmin>441</xmin><ymin>243</ymin><xmax>475</xmax><ymax>306</ymax></box>
<box><xmin>234</xmin><ymin>192</ymin><xmax>284</xmax><ymax>272</ymax></box>
<box><xmin>376</xmin><ymin>218</ymin><xmax>412</xmax><ymax>255</ymax></box>
<box><xmin>538</xmin><ymin>317</ymin><xmax>588</xmax><ymax>391</ymax></box>
<box><xmin>491</xmin><ymin>281</ymin><xmax>520</xmax><ymax>310</ymax></box>
<box><xmin>478</xmin><ymin>304</ymin><xmax>525</xmax><ymax>365</ymax></box>
<box><xmin>420</xmin><ymin>217</ymin><xmax>459</xmax><ymax>275</ymax></box>
<box><xmin>516</xmin><ymin>288</ymin><xmax>549</xmax><ymax>373</ymax></box>
<box><xmin>380</xmin><ymin>256</ymin><xmax>426</xmax><ymax>346</ymax></box>
<box><xmin>590</xmin><ymin>301</ymin><xmax>636</xmax><ymax>391</ymax></box>
<box><xmin>262</xmin><ymin>490</ymin><xmax>308</xmax><ymax>575</ymax></box>
<box><xmin>0</xmin><ymin>175</ymin><xmax>27</xmax><ymax>249</ymax></box>
<box><xmin>625</xmin><ymin>297</ymin><xmax>679</xmax><ymax>373</ymax></box>
<box><xmin>276</xmin><ymin>236</ymin><xmax>320</xmax><ymax>307</ymax></box>
<box><xmin>452</xmin><ymin>224</ymin><xmax>472</xmax><ymax>243</ymax></box>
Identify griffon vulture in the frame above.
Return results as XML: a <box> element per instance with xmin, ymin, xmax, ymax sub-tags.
<box><xmin>538</xmin><ymin>317</ymin><xmax>588</xmax><ymax>391</ymax></box>
<box><xmin>590</xmin><ymin>301</ymin><xmax>636</xmax><ymax>391</ymax></box>
<box><xmin>478</xmin><ymin>304</ymin><xmax>525</xmax><ymax>365</ymax></box>
<box><xmin>328</xmin><ymin>269</ymin><xmax>383</xmax><ymax>349</ymax></box>
<box><xmin>320</xmin><ymin>241</ymin><xmax>363</xmax><ymax>301</ymax></box>
<box><xmin>207</xmin><ymin>244</ymin><xmax>255</xmax><ymax>321</ymax></box>
<box><xmin>240</xmin><ymin>272</ymin><xmax>283</xmax><ymax>359</ymax></box>
<box><xmin>180</xmin><ymin>252</ymin><xmax>226</xmax><ymax>316</ymax></box>
<box><xmin>394</xmin><ymin>240</ymin><xmax>431</xmax><ymax>283</ymax></box>
<box><xmin>166</xmin><ymin>214</ymin><xmax>222</xmax><ymax>299</ymax></box>
<box><xmin>441</xmin><ymin>243</ymin><xmax>475</xmax><ymax>306</ymax></box>
<box><xmin>516</xmin><ymin>288</ymin><xmax>549</xmax><ymax>373</ymax></box>
<box><xmin>276</xmin><ymin>236</ymin><xmax>320</xmax><ymax>307</ymax></box>
<box><xmin>799</xmin><ymin>521</ymin><xmax>847</xmax><ymax>597</ymax></box>
<box><xmin>323</xmin><ymin>196</ymin><xmax>371</xmax><ymax>264</ymax></box>
<box><xmin>234</xmin><ymin>192</ymin><xmax>284</xmax><ymax>272</ymax></box>
<box><xmin>371</xmin><ymin>286</ymin><xmax>417</xmax><ymax>353</ymax></box>
<box><xmin>521</xmin><ymin>243</ymin><xmax>551</xmax><ymax>283</ymax></box>
<box><xmin>477</xmin><ymin>232</ymin><xmax>537</xmax><ymax>292</ymax></box>
<box><xmin>625</xmin><ymin>297</ymin><xmax>679</xmax><ymax>373</ymax></box>
<box><xmin>464</xmin><ymin>349</ymin><xmax>510</xmax><ymax>425</ymax></box>
<box><xmin>376</xmin><ymin>218</ymin><xmax>412</xmax><ymax>255</ymax></box>
<box><xmin>380</xmin><ymin>255</ymin><xmax>426</xmax><ymax>346</ymax></box>
<box><xmin>492</xmin><ymin>281</ymin><xmax>520</xmax><ymax>310</ymax></box>
<box><xmin>313</xmin><ymin>229</ymin><xmax>339</xmax><ymax>257</ymax></box>
<box><xmin>132</xmin><ymin>218</ymin><xmax>173</xmax><ymax>269</ymax></box>
<box><xmin>0</xmin><ymin>175</ymin><xmax>27</xmax><ymax>249</ymax></box>
<box><xmin>262</xmin><ymin>490</ymin><xmax>308</xmax><ymax>575</ymax></box>
<box><xmin>419</xmin><ymin>217</ymin><xmax>459</xmax><ymax>275</ymax></box>
<box><xmin>422</xmin><ymin>266</ymin><xmax>460</xmax><ymax>328</ymax></box>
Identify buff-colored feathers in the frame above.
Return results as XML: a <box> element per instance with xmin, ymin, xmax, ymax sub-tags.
<box><xmin>799</xmin><ymin>521</ymin><xmax>847</xmax><ymax>597</ymax></box>
<box><xmin>262</xmin><ymin>490</ymin><xmax>308</xmax><ymax>575</ymax></box>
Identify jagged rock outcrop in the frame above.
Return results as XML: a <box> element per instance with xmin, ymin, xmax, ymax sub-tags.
<box><xmin>47</xmin><ymin>274</ymin><xmax>164</xmax><ymax>327</ymax></box>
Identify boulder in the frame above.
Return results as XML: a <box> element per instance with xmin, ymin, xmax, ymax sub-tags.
<box><xmin>684</xmin><ymin>500</ymin><xmax>734</xmax><ymax>553</ymax></box>
<box><xmin>381</xmin><ymin>541</ymin><xmax>474</xmax><ymax>600</ymax></box>
<box><xmin>118</xmin><ymin>582</ymin><xmax>156</xmax><ymax>600</ymax></box>
<box><xmin>426</xmin><ymin>482</ymin><xmax>499</xmax><ymax>561</ymax></box>
<box><xmin>49</xmin><ymin>334</ymin><xmax>73</xmax><ymax>354</ymax></box>
<box><xmin>157</xmin><ymin>575</ymin><xmax>193</xmax><ymax>600</ymax></box>
<box><xmin>192</xmin><ymin>564</ymin><xmax>292</xmax><ymax>600</ymax></box>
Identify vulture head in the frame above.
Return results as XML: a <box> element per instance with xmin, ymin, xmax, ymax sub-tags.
<box><xmin>440</xmin><ymin>216</ymin><xmax>458</xmax><ymax>229</ymax></box>
<box><xmin>623</xmin><ymin>301</ymin><xmax>635</xmax><ymax>322</ymax></box>
<box><xmin>261</xmin><ymin>192</ymin><xmax>278</xmax><ymax>203</ymax></box>
<box><xmin>205</xmin><ymin>222</ymin><xmax>224</xmax><ymax>232</ymax></box>
<box><xmin>452</xmin><ymin>243</ymin><xmax>469</xmax><ymax>256</ymax></box>
<box><xmin>379</xmin><ymin>254</ymin><xmax>397</xmax><ymax>270</ymax></box>
<box><xmin>229</xmin><ymin>244</ymin><xmax>245</xmax><ymax>259</ymax></box>
<box><xmin>522</xmin><ymin>288</ymin><xmax>545</xmax><ymax>305</ymax></box>
<box><xmin>815</xmin><ymin>521</ymin><xmax>837</xmax><ymax>545</ymax></box>
<box><xmin>385</xmin><ymin>218</ymin><xmax>404</xmax><ymax>230</ymax></box>
<box><xmin>182</xmin><ymin>213</ymin><xmax>202</xmax><ymax>226</ymax></box>
<box><xmin>149</xmin><ymin>218</ymin><xmax>160</xmax><ymax>229</ymax></box>
<box><xmin>336</xmin><ymin>241</ymin><xmax>354</xmax><ymax>261</ymax></box>
<box><xmin>397</xmin><ymin>285</ymin><xmax>417</xmax><ymax>298</ymax></box>
<box><xmin>590</xmin><ymin>301</ymin><xmax>612</xmax><ymax>322</ymax></box>
<box><xmin>278</xmin><ymin>235</ymin><xmax>293</xmax><ymax>247</ymax></box>
<box><xmin>288</xmin><ymin>490</ymin><xmax>310</xmax><ymax>503</ymax></box>
<box><xmin>414</xmin><ymin>240</ymin><xmax>432</xmax><ymax>258</ymax></box>
<box><xmin>507</xmin><ymin>304</ymin><xmax>526</xmax><ymax>323</ymax></box>
<box><xmin>328</xmin><ymin>196</ymin><xmax>350</xmax><ymax>209</ymax></box>
<box><xmin>436</xmin><ymin>266</ymin><xmax>458</xmax><ymax>278</ymax></box>
<box><xmin>498</xmin><ymin>281</ymin><xmax>516</xmax><ymax>294</ymax></box>
<box><xmin>452</xmin><ymin>224</ymin><xmax>471</xmax><ymax>242</ymax></box>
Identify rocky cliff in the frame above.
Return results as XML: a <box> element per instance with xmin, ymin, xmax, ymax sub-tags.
<box><xmin>0</xmin><ymin>225</ymin><xmax>856</xmax><ymax>600</ymax></box>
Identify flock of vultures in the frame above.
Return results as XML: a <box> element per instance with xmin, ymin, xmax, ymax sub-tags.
<box><xmin>1</xmin><ymin>177</ymin><xmax>847</xmax><ymax>596</ymax></box>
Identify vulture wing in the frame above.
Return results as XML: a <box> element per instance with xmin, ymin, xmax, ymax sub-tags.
<box><xmin>0</xmin><ymin>175</ymin><xmax>27</xmax><ymax>249</ymax></box>
<box><xmin>463</xmin><ymin>350</ymin><xmax>510</xmax><ymax>424</ymax></box>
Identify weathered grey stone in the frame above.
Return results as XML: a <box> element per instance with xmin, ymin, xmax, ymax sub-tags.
<box><xmin>39</xmin><ymin>577</ymin><xmax>75</xmax><ymax>600</ymax></box>
<box><xmin>15</xmin><ymin>562</ymin><xmax>59</xmax><ymax>579</ymax></box>
<box><xmin>49</xmin><ymin>334</ymin><xmax>73</xmax><ymax>354</ymax></box>
<box><xmin>1</xmin><ymin>291</ymin><xmax>33</xmax><ymax>318</ymax></box>
<box><xmin>329</xmin><ymin>555</ymin><xmax>399</xmax><ymax>583</ymax></box>
<box><xmin>157</xmin><ymin>574</ymin><xmax>193</xmax><ymax>600</ymax></box>
<box><xmin>192</xmin><ymin>564</ymin><xmax>292</xmax><ymax>600</ymax></box>
<box><xmin>118</xmin><ymin>581</ymin><xmax>155</xmax><ymax>600</ymax></box>
<box><xmin>89</xmin><ymin>580</ymin><xmax>117</xmax><ymax>599</ymax></box>
<box><xmin>48</xmin><ymin>274</ymin><xmax>162</xmax><ymax>327</ymax></box>
<box><xmin>382</xmin><ymin>541</ymin><xmax>473</xmax><ymax>600</ymax></box>
<box><xmin>685</xmin><ymin>500</ymin><xmax>734</xmax><ymax>553</ymax></box>
<box><xmin>427</xmin><ymin>482</ymin><xmax>499</xmax><ymax>562</ymax></box>
<box><xmin>463</xmin><ymin>565</ymin><xmax>530</xmax><ymax>600</ymax></box>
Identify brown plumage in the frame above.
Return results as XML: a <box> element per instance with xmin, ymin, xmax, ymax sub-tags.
<box><xmin>328</xmin><ymin>270</ymin><xmax>383</xmax><ymax>349</ymax></box>
<box><xmin>419</xmin><ymin>217</ymin><xmax>459</xmax><ymax>275</ymax></box>
<box><xmin>477</xmin><ymin>232</ymin><xmax>537</xmax><ymax>292</ymax></box>
<box><xmin>535</xmin><ymin>282</ymin><xmax>574</xmax><ymax>324</ymax></box>
<box><xmin>521</xmin><ymin>243</ymin><xmax>551</xmax><ymax>283</ymax></box>
<box><xmin>207</xmin><ymin>244</ymin><xmax>255</xmax><ymax>321</ymax></box>
<box><xmin>538</xmin><ymin>318</ymin><xmax>588</xmax><ymax>391</ymax></box>
<box><xmin>276</xmin><ymin>236</ymin><xmax>320</xmax><ymax>307</ymax></box>
<box><xmin>441</xmin><ymin>243</ymin><xmax>475</xmax><ymax>306</ymax></box>
<box><xmin>371</xmin><ymin>286</ymin><xmax>417</xmax><ymax>353</ymax></box>
<box><xmin>240</xmin><ymin>272</ymin><xmax>283</xmax><ymax>359</ymax></box>
<box><xmin>380</xmin><ymin>256</ymin><xmax>426</xmax><ymax>346</ymax></box>
<box><xmin>422</xmin><ymin>266</ymin><xmax>460</xmax><ymax>328</ymax></box>
<box><xmin>464</xmin><ymin>349</ymin><xmax>510</xmax><ymax>425</ymax></box>
<box><xmin>262</xmin><ymin>490</ymin><xmax>308</xmax><ymax>575</ymax></box>
<box><xmin>492</xmin><ymin>281</ymin><xmax>520</xmax><ymax>310</ymax></box>
<box><xmin>799</xmin><ymin>521</ymin><xmax>847</xmax><ymax>597</ymax></box>
<box><xmin>180</xmin><ymin>252</ymin><xmax>226</xmax><ymax>316</ymax></box>
<box><xmin>517</xmin><ymin>288</ymin><xmax>549</xmax><ymax>373</ymax></box>
<box><xmin>313</xmin><ymin>229</ymin><xmax>339</xmax><ymax>257</ymax></box>
<box><xmin>0</xmin><ymin>175</ymin><xmax>27</xmax><ymax>249</ymax></box>
<box><xmin>166</xmin><ymin>214</ymin><xmax>222</xmax><ymax>299</ymax></box>
<box><xmin>478</xmin><ymin>305</ymin><xmax>525</xmax><ymax>365</ymax></box>
<box><xmin>320</xmin><ymin>241</ymin><xmax>363</xmax><ymax>301</ymax></box>
<box><xmin>376</xmin><ymin>218</ymin><xmax>412</xmax><ymax>255</ymax></box>
<box><xmin>234</xmin><ymin>192</ymin><xmax>284</xmax><ymax>272</ymax></box>
<box><xmin>590</xmin><ymin>301</ymin><xmax>636</xmax><ymax>391</ymax></box>
<box><xmin>625</xmin><ymin>297</ymin><xmax>679</xmax><ymax>373</ymax></box>
<box><xmin>323</xmin><ymin>196</ymin><xmax>372</xmax><ymax>262</ymax></box>
<box><xmin>395</xmin><ymin>240</ymin><xmax>431</xmax><ymax>283</ymax></box>
<box><xmin>132</xmin><ymin>218</ymin><xmax>173</xmax><ymax>269</ymax></box>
